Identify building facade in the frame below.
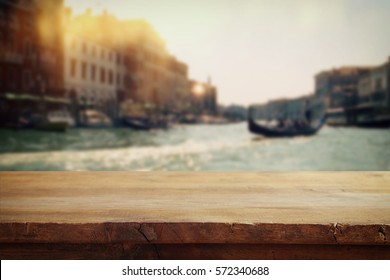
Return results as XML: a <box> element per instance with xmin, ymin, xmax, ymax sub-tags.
<box><xmin>64</xmin><ymin>33</ymin><xmax>118</xmax><ymax>123</ymax></box>
<box><xmin>355</xmin><ymin>58</ymin><xmax>390</xmax><ymax>126</ymax></box>
<box><xmin>251</xmin><ymin>93</ymin><xmax>320</xmax><ymax>124</ymax></box>
<box><xmin>316</xmin><ymin>59</ymin><xmax>390</xmax><ymax>126</ymax></box>
<box><xmin>0</xmin><ymin>0</ymin><xmax>65</xmax><ymax>125</ymax></box>
<box><xmin>358</xmin><ymin>58</ymin><xmax>390</xmax><ymax>107</ymax></box>
<box><xmin>65</xmin><ymin>11</ymin><xmax>192</xmax><ymax>118</ymax></box>
<box><xmin>189</xmin><ymin>79</ymin><xmax>218</xmax><ymax>115</ymax></box>
<box><xmin>315</xmin><ymin>66</ymin><xmax>373</xmax><ymax>110</ymax></box>
<box><xmin>124</xmin><ymin>20</ymin><xmax>171</xmax><ymax>109</ymax></box>
<box><xmin>165</xmin><ymin>56</ymin><xmax>190</xmax><ymax>114</ymax></box>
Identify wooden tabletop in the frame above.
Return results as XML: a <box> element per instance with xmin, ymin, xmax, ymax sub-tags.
<box><xmin>0</xmin><ymin>172</ymin><xmax>389</xmax><ymax>246</ymax></box>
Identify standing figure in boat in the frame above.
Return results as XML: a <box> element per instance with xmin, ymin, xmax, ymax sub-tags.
<box><xmin>304</xmin><ymin>99</ymin><xmax>312</xmax><ymax>126</ymax></box>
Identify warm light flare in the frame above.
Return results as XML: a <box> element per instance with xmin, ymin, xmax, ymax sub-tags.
<box><xmin>192</xmin><ymin>83</ymin><xmax>205</xmax><ymax>95</ymax></box>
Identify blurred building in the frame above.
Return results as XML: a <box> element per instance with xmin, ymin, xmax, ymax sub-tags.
<box><xmin>63</xmin><ymin>32</ymin><xmax>118</xmax><ymax>124</ymax></box>
<box><xmin>220</xmin><ymin>104</ymin><xmax>247</xmax><ymax>121</ymax></box>
<box><xmin>251</xmin><ymin>94</ymin><xmax>319</xmax><ymax>122</ymax></box>
<box><xmin>358</xmin><ymin>58</ymin><xmax>390</xmax><ymax>107</ymax></box>
<box><xmin>0</xmin><ymin>0</ymin><xmax>66</xmax><ymax>126</ymax></box>
<box><xmin>64</xmin><ymin>9</ymin><xmax>131</xmax><ymax>122</ymax></box>
<box><xmin>315</xmin><ymin>66</ymin><xmax>373</xmax><ymax>110</ymax></box>
<box><xmin>125</xmin><ymin>20</ymin><xmax>170</xmax><ymax>109</ymax></box>
<box><xmin>189</xmin><ymin>79</ymin><xmax>217</xmax><ymax>115</ymax></box>
<box><xmin>123</xmin><ymin>20</ymin><xmax>191</xmax><ymax>115</ymax></box>
<box><xmin>252</xmin><ymin>98</ymin><xmax>288</xmax><ymax>121</ymax></box>
<box><xmin>355</xmin><ymin>57</ymin><xmax>390</xmax><ymax>126</ymax></box>
<box><xmin>285</xmin><ymin>95</ymin><xmax>311</xmax><ymax>120</ymax></box>
<box><xmin>315</xmin><ymin>59</ymin><xmax>389</xmax><ymax>126</ymax></box>
<box><xmin>64</xmin><ymin>10</ymin><xmax>191</xmax><ymax>118</ymax></box>
<box><xmin>165</xmin><ymin>56</ymin><xmax>190</xmax><ymax>114</ymax></box>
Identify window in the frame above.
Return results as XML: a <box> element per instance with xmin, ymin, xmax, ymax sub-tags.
<box><xmin>0</xmin><ymin>31</ymin><xmax>6</xmax><ymax>48</ymax></box>
<box><xmin>154</xmin><ymin>70</ymin><xmax>158</xmax><ymax>82</ymax></box>
<box><xmin>100</xmin><ymin>68</ymin><xmax>105</xmax><ymax>83</ymax></box>
<box><xmin>373</xmin><ymin>91</ymin><xmax>385</xmax><ymax>102</ymax></box>
<box><xmin>81</xmin><ymin>62</ymin><xmax>87</xmax><ymax>79</ymax></box>
<box><xmin>70</xmin><ymin>59</ymin><xmax>77</xmax><ymax>77</ymax></box>
<box><xmin>9</xmin><ymin>13</ymin><xmax>19</xmax><ymax>29</ymax></box>
<box><xmin>91</xmin><ymin>64</ymin><xmax>96</xmax><ymax>81</ymax></box>
<box><xmin>7</xmin><ymin>34</ymin><xmax>15</xmax><ymax>51</ymax></box>
<box><xmin>8</xmin><ymin>68</ymin><xmax>16</xmax><ymax>88</ymax></box>
<box><xmin>82</xmin><ymin>42</ymin><xmax>87</xmax><ymax>53</ymax></box>
<box><xmin>24</xmin><ymin>39</ymin><xmax>31</xmax><ymax>56</ymax></box>
<box><xmin>109</xmin><ymin>70</ymin><xmax>113</xmax><ymax>84</ymax></box>
<box><xmin>52</xmin><ymin>54</ymin><xmax>57</xmax><ymax>66</ymax></box>
<box><xmin>101</xmin><ymin>49</ymin><xmax>105</xmax><ymax>59</ymax></box>
<box><xmin>23</xmin><ymin>70</ymin><xmax>31</xmax><ymax>89</ymax></box>
<box><xmin>49</xmin><ymin>77</ymin><xmax>55</xmax><ymax>88</ymax></box>
<box><xmin>0</xmin><ymin>10</ymin><xmax>4</xmax><ymax>23</ymax></box>
<box><xmin>24</xmin><ymin>15</ymin><xmax>33</xmax><ymax>29</ymax></box>
<box><xmin>117</xmin><ymin>54</ymin><xmax>121</xmax><ymax>64</ymax></box>
<box><xmin>375</xmin><ymin>78</ymin><xmax>383</xmax><ymax>91</ymax></box>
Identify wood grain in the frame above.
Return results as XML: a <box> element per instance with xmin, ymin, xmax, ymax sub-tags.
<box><xmin>0</xmin><ymin>172</ymin><xmax>389</xmax><ymax>259</ymax></box>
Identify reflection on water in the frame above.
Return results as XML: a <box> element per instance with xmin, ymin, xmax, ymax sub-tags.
<box><xmin>0</xmin><ymin>123</ymin><xmax>389</xmax><ymax>171</ymax></box>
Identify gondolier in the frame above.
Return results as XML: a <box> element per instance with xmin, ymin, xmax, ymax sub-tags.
<box><xmin>305</xmin><ymin>99</ymin><xmax>312</xmax><ymax>124</ymax></box>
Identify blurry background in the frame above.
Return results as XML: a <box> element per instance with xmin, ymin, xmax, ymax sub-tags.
<box><xmin>0</xmin><ymin>0</ymin><xmax>389</xmax><ymax>171</ymax></box>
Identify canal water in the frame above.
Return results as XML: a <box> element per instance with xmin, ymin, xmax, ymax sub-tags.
<box><xmin>0</xmin><ymin>123</ymin><xmax>389</xmax><ymax>171</ymax></box>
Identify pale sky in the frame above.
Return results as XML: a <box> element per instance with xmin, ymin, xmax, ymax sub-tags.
<box><xmin>65</xmin><ymin>0</ymin><xmax>390</xmax><ymax>106</ymax></box>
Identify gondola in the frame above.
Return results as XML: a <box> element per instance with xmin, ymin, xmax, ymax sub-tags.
<box><xmin>121</xmin><ymin>117</ymin><xmax>151</xmax><ymax>130</ymax></box>
<box><xmin>121</xmin><ymin>116</ymin><xmax>169</xmax><ymax>130</ymax></box>
<box><xmin>248</xmin><ymin>109</ymin><xmax>326</xmax><ymax>137</ymax></box>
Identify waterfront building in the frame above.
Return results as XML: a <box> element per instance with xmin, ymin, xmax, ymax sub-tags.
<box><xmin>249</xmin><ymin>103</ymin><xmax>269</xmax><ymax>120</ymax></box>
<box><xmin>115</xmin><ymin>38</ymin><xmax>134</xmax><ymax>118</ymax></box>
<box><xmin>0</xmin><ymin>0</ymin><xmax>66</xmax><ymax>126</ymax></box>
<box><xmin>285</xmin><ymin>95</ymin><xmax>309</xmax><ymax>120</ymax></box>
<box><xmin>357</xmin><ymin>73</ymin><xmax>372</xmax><ymax>105</ymax></box>
<box><xmin>358</xmin><ymin>58</ymin><xmax>390</xmax><ymax>107</ymax></box>
<box><xmin>119</xmin><ymin>21</ymin><xmax>191</xmax><ymax>115</ymax></box>
<box><xmin>252</xmin><ymin>94</ymin><xmax>317</xmax><ymax>122</ymax></box>
<box><xmin>64</xmin><ymin>10</ymin><xmax>193</xmax><ymax>118</ymax></box>
<box><xmin>165</xmin><ymin>56</ymin><xmax>190</xmax><ymax>114</ymax></box>
<box><xmin>220</xmin><ymin>105</ymin><xmax>247</xmax><ymax>121</ymax></box>
<box><xmin>315</xmin><ymin>66</ymin><xmax>374</xmax><ymax>126</ymax></box>
<box><xmin>315</xmin><ymin>66</ymin><xmax>373</xmax><ymax>110</ymax></box>
<box><xmin>314</xmin><ymin>59</ymin><xmax>390</xmax><ymax>126</ymax></box>
<box><xmin>356</xmin><ymin>57</ymin><xmax>390</xmax><ymax>126</ymax></box>
<box><xmin>64</xmin><ymin>9</ymin><xmax>129</xmax><ymax>123</ymax></box>
<box><xmin>189</xmin><ymin>79</ymin><xmax>218</xmax><ymax>115</ymax></box>
<box><xmin>123</xmin><ymin>20</ymin><xmax>171</xmax><ymax>109</ymax></box>
<box><xmin>63</xmin><ymin>32</ymin><xmax>118</xmax><ymax>123</ymax></box>
<box><xmin>263</xmin><ymin>98</ymin><xmax>288</xmax><ymax>121</ymax></box>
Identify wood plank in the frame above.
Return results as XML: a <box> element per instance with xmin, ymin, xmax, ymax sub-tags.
<box><xmin>1</xmin><ymin>243</ymin><xmax>389</xmax><ymax>260</ymax></box>
<box><xmin>0</xmin><ymin>222</ymin><xmax>388</xmax><ymax>245</ymax></box>
<box><xmin>0</xmin><ymin>172</ymin><xmax>389</xmax><ymax>259</ymax></box>
<box><xmin>1</xmin><ymin>172</ymin><xmax>389</xmax><ymax>224</ymax></box>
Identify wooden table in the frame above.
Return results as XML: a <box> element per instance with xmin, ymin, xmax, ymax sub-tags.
<box><xmin>0</xmin><ymin>172</ymin><xmax>389</xmax><ymax>259</ymax></box>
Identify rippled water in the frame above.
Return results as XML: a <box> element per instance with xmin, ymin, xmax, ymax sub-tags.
<box><xmin>0</xmin><ymin>123</ymin><xmax>389</xmax><ymax>171</ymax></box>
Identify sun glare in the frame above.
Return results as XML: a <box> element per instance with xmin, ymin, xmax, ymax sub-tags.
<box><xmin>192</xmin><ymin>84</ymin><xmax>205</xmax><ymax>95</ymax></box>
